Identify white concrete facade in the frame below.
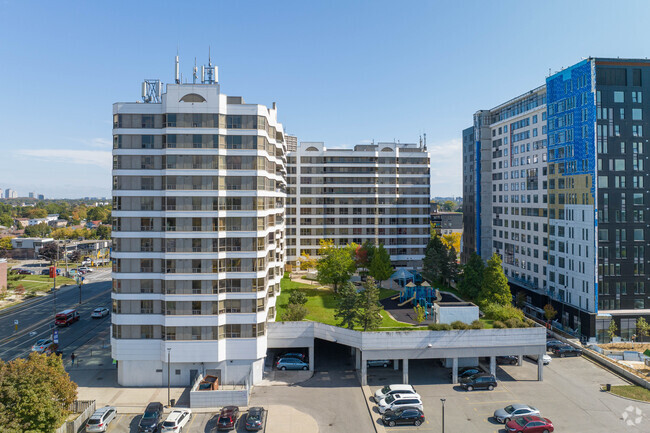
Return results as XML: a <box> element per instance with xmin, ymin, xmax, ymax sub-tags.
<box><xmin>111</xmin><ymin>67</ymin><xmax>286</xmax><ymax>386</ymax></box>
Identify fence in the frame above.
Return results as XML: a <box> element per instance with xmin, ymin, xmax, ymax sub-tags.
<box><xmin>55</xmin><ymin>400</ymin><xmax>95</xmax><ymax>433</ymax></box>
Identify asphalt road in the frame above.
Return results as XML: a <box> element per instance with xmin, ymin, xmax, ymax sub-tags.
<box><xmin>0</xmin><ymin>273</ymin><xmax>112</xmax><ymax>361</ymax></box>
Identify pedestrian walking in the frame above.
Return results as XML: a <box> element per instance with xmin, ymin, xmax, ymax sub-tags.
<box><xmin>70</xmin><ymin>352</ymin><xmax>76</xmax><ymax>366</ymax></box>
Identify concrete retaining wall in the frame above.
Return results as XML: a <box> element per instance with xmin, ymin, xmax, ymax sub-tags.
<box><xmin>549</xmin><ymin>330</ymin><xmax>650</xmax><ymax>391</ymax></box>
<box><xmin>189</xmin><ymin>373</ymin><xmax>250</xmax><ymax>408</ymax></box>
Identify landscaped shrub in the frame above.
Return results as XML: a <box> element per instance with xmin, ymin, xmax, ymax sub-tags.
<box><xmin>524</xmin><ymin>318</ymin><xmax>536</xmax><ymax>327</ymax></box>
<box><xmin>493</xmin><ymin>320</ymin><xmax>506</xmax><ymax>329</ymax></box>
<box><xmin>482</xmin><ymin>302</ymin><xmax>525</xmax><ymax>322</ymax></box>
<box><xmin>450</xmin><ymin>321</ymin><xmax>469</xmax><ymax>330</ymax></box>
<box><xmin>470</xmin><ymin>320</ymin><xmax>484</xmax><ymax>329</ymax></box>
<box><xmin>505</xmin><ymin>317</ymin><xmax>525</xmax><ymax>328</ymax></box>
<box><xmin>428</xmin><ymin>323</ymin><xmax>453</xmax><ymax>331</ymax></box>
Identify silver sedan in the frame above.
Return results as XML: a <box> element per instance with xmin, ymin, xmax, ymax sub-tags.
<box><xmin>493</xmin><ymin>404</ymin><xmax>540</xmax><ymax>423</ymax></box>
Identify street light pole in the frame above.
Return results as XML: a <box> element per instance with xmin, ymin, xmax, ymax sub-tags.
<box><xmin>441</xmin><ymin>398</ymin><xmax>446</xmax><ymax>433</ymax></box>
<box><xmin>167</xmin><ymin>347</ymin><xmax>171</xmax><ymax>407</ymax></box>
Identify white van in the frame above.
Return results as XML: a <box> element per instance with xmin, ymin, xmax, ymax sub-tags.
<box><xmin>374</xmin><ymin>384</ymin><xmax>416</xmax><ymax>402</ymax></box>
<box><xmin>378</xmin><ymin>393</ymin><xmax>424</xmax><ymax>414</ymax></box>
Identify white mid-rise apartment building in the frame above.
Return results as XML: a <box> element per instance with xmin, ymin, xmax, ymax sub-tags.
<box><xmin>472</xmin><ymin>86</ymin><xmax>549</xmax><ymax>295</ymax></box>
<box><xmin>286</xmin><ymin>141</ymin><xmax>430</xmax><ymax>268</ymax></box>
<box><xmin>111</xmin><ymin>61</ymin><xmax>286</xmax><ymax>386</ymax></box>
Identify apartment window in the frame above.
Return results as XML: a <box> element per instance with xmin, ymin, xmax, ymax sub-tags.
<box><xmin>165</xmin><ymin>327</ymin><xmax>176</xmax><ymax>341</ymax></box>
<box><xmin>191</xmin><ymin>327</ymin><xmax>201</xmax><ymax>340</ymax></box>
<box><xmin>633</xmin><ymin>108</ymin><xmax>643</xmax><ymax>120</ymax></box>
<box><xmin>614</xmin><ymin>91</ymin><xmax>624</xmax><ymax>103</ymax></box>
<box><xmin>141</xmin><ymin>300</ymin><xmax>153</xmax><ymax>314</ymax></box>
<box><xmin>140</xmin><ymin>325</ymin><xmax>153</xmax><ymax>339</ymax></box>
<box><xmin>225</xmin><ymin>324</ymin><xmax>241</xmax><ymax>338</ymax></box>
<box><xmin>141</xmin><ymin>238</ymin><xmax>154</xmax><ymax>252</ymax></box>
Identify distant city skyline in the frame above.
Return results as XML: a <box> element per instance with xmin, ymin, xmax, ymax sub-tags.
<box><xmin>0</xmin><ymin>1</ymin><xmax>647</xmax><ymax>197</ymax></box>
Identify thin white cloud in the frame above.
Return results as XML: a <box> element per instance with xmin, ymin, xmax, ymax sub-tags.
<box><xmin>65</xmin><ymin>137</ymin><xmax>112</xmax><ymax>148</ymax></box>
<box><xmin>15</xmin><ymin>149</ymin><xmax>112</xmax><ymax>169</ymax></box>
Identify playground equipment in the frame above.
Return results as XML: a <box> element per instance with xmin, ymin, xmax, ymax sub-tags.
<box><xmin>396</xmin><ymin>281</ymin><xmax>443</xmax><ymax>320</ymax></box>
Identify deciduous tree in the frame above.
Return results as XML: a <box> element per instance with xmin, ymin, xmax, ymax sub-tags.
<box><xmin>607</xmin><ymin>320</ymin><xmax>618</xmax><ymax>342</ymax></box>
<box><xmin>0</xmin><ymin>352</ymin><xmax>77</xmax><ymax>432</ymax></box>
<box><xmin>316</xmin><ymin>242</ymin><xmax>356</xmax><ymax>293</ymax></box>
<box><xmin>637</xmin><ymin>317</ymin><xmax>650</xmax><ymax>342</ymax></box>
<box><xmin>0</xmin><ymin>236</ymin><xmax>14</xmax><ymax>258</ymax></box>
<box><xmin>299</xmin><ymin>252</ymin><xmax>318</xmax><ymax>272</ymax></box>
<box><xmin>39</xmin><ymin>242</ymin><xmax>61</xmax><ymax>264</ymax></box>
<box><xmin>543</xmin><ymin>303</ymin><xmax>557</xmax><ymax>323</ymax></box>
<box><xmin>24</xmin><ymin>223</ymin><xmax>52</xmax><ymax>238</ymax></box>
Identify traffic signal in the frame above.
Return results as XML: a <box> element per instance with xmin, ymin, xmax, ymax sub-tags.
<box><xmin>49</xmin><ymin>266</ymin><xmax>56</xmax><ymax>278</ymax></box>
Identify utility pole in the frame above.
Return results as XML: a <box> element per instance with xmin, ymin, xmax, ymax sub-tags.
<box><xmin>167</xmin><ymin>348</ymin><xmax>172</xmax><ymax>407</ymax></box>
<box><xmin>441</xmin><ymin>398</ymin><xmax>446</xmax><ymax>433</ymax></box>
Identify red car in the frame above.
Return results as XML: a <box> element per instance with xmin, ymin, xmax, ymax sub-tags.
<box><xmin>506</xmin><ymin>415</ymin><xmax>554</xmax><ymax>432</ymax></box>
<box><xmin>216</xmin><ymin>406</ymin><xmax>239</xmax><ymax>431</ymax></box>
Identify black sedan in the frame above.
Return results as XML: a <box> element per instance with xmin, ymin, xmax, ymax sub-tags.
<box><xmin>496</xmin><ymin>355</ymin><xmax>518</xmax><ymax>365</ymax></box>
<box><xmin>245</xmin><ymin>407</ymin><xmax>264</xmax><ymax>431</ymax></box>
<box><xmin>382</xmin><ymin>407</ymin><xmax>425</xmax><ymax>427</ymax></box>
<box><xmin>552</xmin><ymin>345</ymin><xmax>582</xmax><ymax>357</ymax></box>
<box><xmin>546</xmin><ymin>340</ymin><xmax>564</xmax><ymax>350</ymax></box>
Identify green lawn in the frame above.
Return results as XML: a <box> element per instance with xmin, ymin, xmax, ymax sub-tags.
<box><xmin>609</xmin><ymin>385</ymin><xmax>650</xmax><ymax>402</ymax></box>
<box><xmin>277</xmin><ymin>277</ymin><xmax>416</xmax><ymax>331</ymax></box>
<box><xmin>9</xmin><ymin>275</ymin><xmax>76</xmax><ymax>294</ymax></box>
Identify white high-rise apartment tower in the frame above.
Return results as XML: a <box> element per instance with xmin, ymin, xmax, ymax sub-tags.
<box><xmin>286</xmin><ymin>141</ymin><xmax>430</xmax><ymax>268</ymax></box>
<box><xmin>111</xmin><ymin>59</ymin><xmax>286</xmax><ymax>386</ymax></box>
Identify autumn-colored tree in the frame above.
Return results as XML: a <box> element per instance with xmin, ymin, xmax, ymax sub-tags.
<box><xmin>0</xmin><ymin>236</ymin><xmax>14</xmax><ymax>258</ymax></box>
<box><xmin>543</xmin><ymin>303</ymin><xmax>557</xmax><ymax>323</ymax></box>
<box><xmin>0</xmin><ymin>352</ymin><xmax>77</xmax><ymax>432</ymax></box>
<box><xmin>299</xmin><ymin>252</ymin><xmax>318</xmax><ymax>271</ymax></box>
<box><xmin>51</xmin><ymin>227</ymin><xmax>74</xmax><ymax>240</ymax></box>
<box><xmin>441</xmin><ymin>233</ymin><xmax>461</xmax><ymax>258</ymax></box>
<box><xmin>26</xmin><ymin>208</ymin><xmax>47</xmax><ymax>218</ymax></box>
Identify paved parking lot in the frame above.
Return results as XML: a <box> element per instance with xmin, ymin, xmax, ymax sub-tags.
<box><xmin>104</xmin><ymin>409</ymin><xmax>264</xmax><ymax>432</ymax></box>
<box><xmin>367</xmin><ymin>354</ymin><xmax>650</xmax><ymax>432</ymax></box>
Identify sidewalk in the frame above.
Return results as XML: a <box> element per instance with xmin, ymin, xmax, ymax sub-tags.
<box><xmin>66</xmin><ymin>330</ymin><xmax>189</xmax><ymax>413</ymax></box>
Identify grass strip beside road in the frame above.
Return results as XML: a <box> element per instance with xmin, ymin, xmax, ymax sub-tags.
<box><xmin>9</xmin><ymin>275</ymin><xmax>76</xmax><ymax>293</ymax></box>
<box><xmin>609</xmin><ymin>385</ymin><xmax>650</xmax><ymax>402</ymax></box>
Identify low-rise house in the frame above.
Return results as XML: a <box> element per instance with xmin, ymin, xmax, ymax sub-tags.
<box><xmin>85</xmin><ymin>220</ymin><xmax>102</xmax><ymax>229</ymax></box>
<box><xmin>10</xmin><ymin>237</ymin><xmax>55</xmax><ymax>259</ymax></box>
<box><xmin>14</xmin><ymin>218</ymin><xmax>29</xmax><ymax>228</ymax></box>
<box><xmin>49</xmin><ymin>219</ymin><xmax>68</xmax><ymax>228</ymax></box>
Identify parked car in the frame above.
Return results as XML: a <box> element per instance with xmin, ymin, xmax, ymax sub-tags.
<box><xmin>494</xmin><ymin>404</ymin><xmax>541</xmax><ymax>423</ymax></box>
<box><xmin>79</xmin><ymin>266</ymin><xmax>93</xmax><ymax>273</ymax></box>
<box><xmin>55</xmin><ymin>309</ymin><xmax>80</xmax><ymax>326</ymax></box>
<box><xmin>279</xmin><ymin>352</ymin><xmax>306</xmax><ymax>362</ymax></box>
<box><xmin>368</xmin><ymin>360</ymin><xmax>392</xmax><ymax>368</ymax></box>
<box><xmin>374</xmin><ymin>384</ymin><xmax>417</xmax><ymax>402</ymax></box>
<box><xmin>16</xmin><ymin>268</ymin><xmax>33</xmax><ymax>275</ymax></box>
<box><xmin>552</xmin><ymin>345</ymin><xmax>582</xmax><ymax>357</ymax></box>
<box><xmin>91</xmin><ymin>307</ymin><xmax>110</xmax><ymax>318</ymax></box>
<box><xmin>276</xmin><ymin>357</ymin><xmax>309</xmax><ymax>370</ymax></box>
<box><xmin>138</xmin><ymin>402</ymin><xmax>163</xmax><ymax>432</ymax></box>
<box><xmin>460</xmin><ymin>373</ymin><xmax>498</xmax><ymax>391</ymax></box>
<box><xmin>216</xmin><ymin>406</ymin><xmax>240</xmax><ymax>431</ymax></box>
<box><xmin>377</xmin><ymin>393</ymin><xmax>424</xmax><ymax>414</ymax></box>
<box><xmin>449</xmin><ymin>367</ymin><xmax>482</xmax><ymax>379</ymax></box>
<box><xmin>85</xmin><ymin>406</ymin><xmax>117</xmax><ymax>432</ymax></box>
<box><xmin>244</xmin><ymin>407</ymin><xmax>265</xmax><ymax>431</ymax></box>
<box><xmin>31</xmin><ymin>339</ymin><xmax>55</xmax><ymax>353</ymax></box>
<box><xmin>497</xmin><ymin>355</ymin><xmax>519</xmax><ymax>365</ymax></box>
<box><xmin>161</xmin><ymin>409</ymin><xmax>192</xmax><ymax>433</ymax></box>
<box><xmin>505</xmin><ymin>415</ymin><xmax>554</xmax><ymax>432</ymax></box>
<box><xmin>546</xmin><ymin>340</ymin><xmax>564</xmax><ymax>351</ymax></box>
<box><xmin>525</xmin><ymin>354</ymin><xmax>552</xmax><ymax>365</ymax></box>
<box><xmin>381</xmin><ymin>407</ymin><xmax>425</xmax><ymax>427</ymax></box>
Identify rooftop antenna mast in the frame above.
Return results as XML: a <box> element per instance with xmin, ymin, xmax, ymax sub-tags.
<box><xmin>423</xmin><ymin>133</ymin><xmax>427</xmax><ymax>150</ymax></box>
<box><xmin>202</xmin><ymin>46</ymin><xmax>219</xmax><ymax>84</ymax></box>
<box><xmin>193</xmin><ymin>58</ymin><xmax>198</xmax><ymax>84</ymax></box>
<box><xmin>175</xmin><ymin>54</ymin><xmax>180</xmax><ymax>84</ymax></box>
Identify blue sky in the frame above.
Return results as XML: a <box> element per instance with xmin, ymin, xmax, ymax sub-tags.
<box><xmin>0</xmin><ymin>0</ymin><xmax>648</xmax><ymax>198</ymax></box>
